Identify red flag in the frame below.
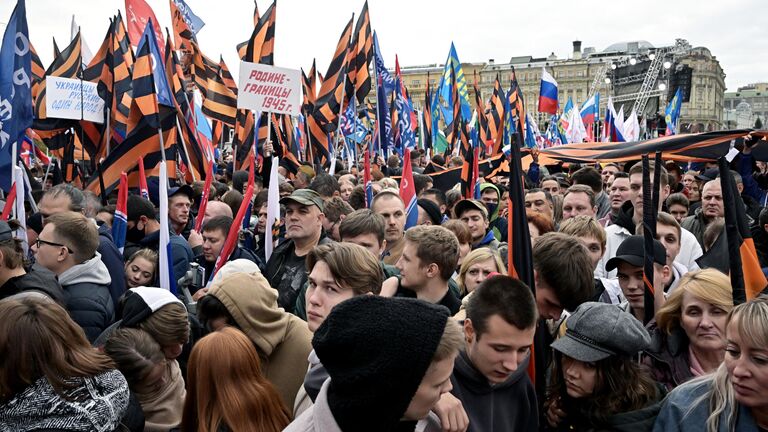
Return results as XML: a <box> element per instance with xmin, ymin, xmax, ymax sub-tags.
<box><xmin>125</xmin><ymin>0</ymin><xmax>165</xmax><ymax>53</ymax></box>
<box><xmin>210</xmin><ymin>157</ymin><xmax>256</xmax><ymax>280</ymax></box>
<box><xmin>195</xmin><ymin>161</ymin><xmax>214</xmax><ymax>232</ymax></box>
<box><xmin>1</xmin><ymin>185</ymin><xmax>17</xmax><ymax>220</ymax></box>
<box><xmin>138</xmin><ymin>157</ymin><xmax>150</xmax><ymax>199</ymax></box>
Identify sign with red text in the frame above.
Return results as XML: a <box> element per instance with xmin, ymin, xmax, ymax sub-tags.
<box><xmin>237</xmin><ymin>61</ymin><xmax>301</xmax><ymax>116</ymax></box>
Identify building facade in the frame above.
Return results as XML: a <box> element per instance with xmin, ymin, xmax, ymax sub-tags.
<box><xmin>392</xmin><ymin>39</ymin><xmax>726</xmax><ymax>134</ymax></box>
<box><xmin>723</xmin><ymin>83</ymin><xmax>768</xmax><ymax>129</ymax></box>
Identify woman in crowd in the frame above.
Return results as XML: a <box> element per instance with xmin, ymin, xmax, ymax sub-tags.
<box><xmin>181</xmin><ymin>326</ymin><xmax>290</xmax><ymax>432</ymax></box>
<box><xmin>643</xmin><ymin>269</ymin><xmax>733</xmax><ymax>391</ymax></box>
<box><xmin>546</xmin><ymin>302</ymin><xmax>664</xmax><ymax>431</ymax></box>
<box><xmin>0</xmin><ymin>296</ymin><xmax>142</xmax><ymax>431</ymax></box>
<box><xmin>105</xmin><ymin>327</ymin><xmax>185</xmax><ymax>432</ymax></box>
<box><xmin>527</xmin><ymin>210</ymin><xmax>556</xmax><ymax>246</ymax></box>
<box><xmin>653</xmin><ymin>296</ymin><xmax>768</xmax><ymax>431</ymax></box>
<box><xmin>456</xmin><ymin>248</ymin><xmax>506</xmax><ymax>297</ymax></box>
<box><xmin>124</xmin><ymin>248</ymin><xmax>158</xmax><ymax>289</ymax></box>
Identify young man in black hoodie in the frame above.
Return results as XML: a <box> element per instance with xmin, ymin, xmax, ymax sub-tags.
<box><xmin>447</xmin><ymin>275</ymin><xmax>539</xmax><ymax>431</ymax></box>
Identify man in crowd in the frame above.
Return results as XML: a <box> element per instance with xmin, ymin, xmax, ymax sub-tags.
<box><xmin>540</xmin><ymin>175</ymin><xmax>566</xmax><ymax>197</ymax></box>
<box><xmin>264</xmin><ymin>189</ymin><xmax>331</xmax><ymax>313</ymax></box>
<box><xmin>417</xmin><ymin>199</ymin><xmax>443</xmax><ymax>226</ymax></box>
<box><xmin>561</xmin><ymin>184</ymin><xmax>597</xmax><ymax>221</ymax></box>
<box><xmin>449</xmin><ymin>275</ymin><xmax>539</xmax><ymax>431</ymax></box>
<box><xmin>420</xmin><ymin>188</ymin><xmax>449</xmax><ymax>221</ymax></box>
<box><xmin>479</xmin><ymin>183</ymin><xmax>509</xmax><ymax>241</ymax></box>
<box><xmin>38</xmin><ymin>184</ymin><xmax>125</xmax><ymax>306</ymax></box>
<box><xmin>524</xmin><ymin>188</ymin><xmax>554</xmax><ymax>222</ymax></box>
<box><xmin>571</xmin><ymin>166</ymin><xmax>610</xmax><ymax>219</ymax></box>
<box><xmin>395</xmin><ymin>225</ymin><xmax>462</xmax><ymax>315</ymax></box>
<box><xmin>601</xmin><ymin>172</ymin><xmax>631</xmax><ymax>226</ymax></box>
<box><xmin>605</xmin><ymin>235</ymin><xmax>669</xmax><ymax>323</ymax></box>
<box><xmin>597</xmin><ymin>162</ymin><xmax>702</xmax><ymax>279</ymax></box>
<box><xmin>33</xmin><ymin>211</ymin><xmax>114</xmax><ymax>342</ymax></box>
<box><xmin>320</xmin><ymin>197</ymin><xmax>353</xmax><ymax>242</ymax></box>
<box><xmin>167</xmin><ymin>185</ymin><xmax>195</xmax><ymax>238</ymax></box>
<box><xmin>191</xmin><ymin>215</ymin><xmax>261</xmax><ymax>300</ymax></box>
<box><xmin>371</xmin><ymin>190</ymin><xmax>407</xmax><ymax>265</ymax></box>
<box><xmin>455</xmin><ymin>199</ymin><xmax>501</xmax><ymax>251</ymax></box>
<box><xmin>682</xmin><ymin>179</ymin><xmax>725</xmax><ymax>248</ymax></box>
<box><xmin>124</xmin><ymin>195</ymin><xmax>195</xmax><ymax>284</ymax></box>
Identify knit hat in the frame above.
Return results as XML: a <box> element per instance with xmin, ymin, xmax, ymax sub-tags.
<box><xmin>119</xmin><ymin>287</ymin><xmax>184</xmax><ymax>328</ymax></box>
<box><xmin>417</xmin><ymin>199</ymin><xmax>442</xmax><ymax>225</ymax></box>
<box><xmin>313</xmin><ymin>296</ymin><xmax>450</xmax><ymax>431</ymax></box>
<box><xmin>551</xmin><ymin>302</ymin><xmax>651</xmax><ymax>362</ymax></box>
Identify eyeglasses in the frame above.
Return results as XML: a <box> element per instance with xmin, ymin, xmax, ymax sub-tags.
<box><xmin>35</xmin><ymin>238</ymin><xmax>74</xmax><ymax>254</ymax></box>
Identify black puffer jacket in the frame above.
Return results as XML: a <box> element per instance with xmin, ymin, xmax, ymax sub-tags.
<box><xmin>0</xmin><ymin>264</ymin><xmax>67</xmax><ymax>304</ymax></box>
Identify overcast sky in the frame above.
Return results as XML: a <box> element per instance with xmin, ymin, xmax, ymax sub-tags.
<box><xmin>2</xmin><ymin>0</ymin><xmax>766</xmax><ymax>92</ymax></box>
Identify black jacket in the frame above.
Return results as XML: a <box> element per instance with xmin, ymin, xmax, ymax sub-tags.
<box><xmin>59</xmin><ymin>256</ymin><xmax>115</xmax><ymax>343</ymax></box>
<box><xmin>450</xmin><ymin>350</ymin><xmax>538</xmax><ymax>432</ymax></box>
<box><xmin>98</xmin><ymin>223</ymin><xmax>127</xmax><ymax>308</ymax></box>
<box><xmin>264</xmin><ymin>234</ymin><xmax>333</xmax><ymax>313</ymax></box>
<box><xmin>124</xmin><ymin>229</ymin><xmax>194</xmax><ymax>285</ymax></box>
<box><xmin>0</xmin><ymin>264</ymin><xmax>66</xmax><ymax>304</ymax></box>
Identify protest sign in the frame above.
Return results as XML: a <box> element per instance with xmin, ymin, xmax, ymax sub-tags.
<box><xmin>237</xmin><ymin>61</ymin><xmax>301</xmax><ymax>116</ymax></box>
<box><xmin>45</xmin><ymin>76</ymin><xmax>105</xmax><ymax>123</ymax></box>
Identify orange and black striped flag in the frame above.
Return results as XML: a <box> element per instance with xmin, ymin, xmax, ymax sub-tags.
<box><xmin>302</xmin><ymin>59</ymin><xmax>318</xmax><ymax>114</ymax></box>
<box><xmin>309</xmin><ymin>17</ymin><xmax>353</xmax><ymax>164</ymax></box>
<box><xmin>219</xmin><ymin>56</ymin><xmax>238</xmax><ymax>94</ymax></box>
<box><xmin>508</xmin><ymin>67</ymin><xmax>526</xmax><ymax>144</ymax></box>
<box><xmin>189</xmin><ymin>42</ymin><xmax>237</xmax><ymax>126</ymax></box>
<box><xmin>423</xmin><ymin>73</ymin><xmax>433</xmax><ymax>151</ymax></box>
<box><xmin>717</xmin><ymin>156</ymin><xmax>767</xmax><ymax>302</ymax></box>
<box><xmin>236</xmin><ymin>0</ymin><xmax>261</xmax><ymax>58</ymax></box>
<box><xmin>241</xmin><ymin>1</ymin><xmax>276</xmax><ymax>65</ymax></box>
<box><xmin>233</xmin><ymin>109</ymin><xmax>257</xmax><ymax>171</ymax></box>
<box><xmin>271</xmin><ymin>113</ymin><xmax>301</xmax><ymax>175</ymax></box>
<box><xmin>458</xmin><ymin>118</ymin><xmax>477</xmax><ymax>199</ymax></box>
<box><xmin>473</xmin><ymin>73</ymin><xmax>492</xmax><ymax>152</ymax></box>
<box><xmin>346</xmin><ymin>1</ymin><xmax>373</xmax><ymax>104</ymax></box>
<box><xmin>169</xmin><ymin>0</ymin><xmax>196</xmax><ymax>50</ymax></box>
<box><xmin>33</xmin><ymin>31</ymin><xmax>82</xmax><ymax>124</ymax></box>
<box><xmin>488</xmin><ymin>74</ymin><xmax>505</xmax><ymax>155</ymax></box>
<box><xmin>103</xmin><ymin>12</ymin><xmax>135</xmax><ymax>142</ymax></box>
<box><xmin>29</xmin><ymin>42</ymin><xmax>45</xmax><ymax>103</ymax></box>
<box><xmin>445</xmin><ymin>65</ymin><xmax>461</xmax><ymax>152</ymax></box>
<box><xmin>86</xmin><ymin>39</ymin><xmax>178</xmax><ymax>196</ymax></box>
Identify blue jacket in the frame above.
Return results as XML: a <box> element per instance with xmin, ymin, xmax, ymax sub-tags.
<box><xmin>653</xmin><ymin>377</ymin><xmax>758</xmax><ymax>432</ymax></box>
<box><xmin>97</xmin><ymin>223</ymin><xmax>127</xmax><ymax>308</ymax></box>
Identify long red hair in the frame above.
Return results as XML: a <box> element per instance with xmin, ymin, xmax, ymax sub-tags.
<box><xmin>181</xmin><ymin>327</ymin><xmax>291</xmax><ymax>432</ymax></box>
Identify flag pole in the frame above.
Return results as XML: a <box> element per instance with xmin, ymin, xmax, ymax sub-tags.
<box><xmin>175</xmin><ymin>116</ymin><xmax>197</xmax><ymax>181</ymax></box>
<box><xmin>332</xmin><ymin>13</ymin><xmax>354</xmax><ymax>169</ymax></box>
<box><xmin>105</xmin><ymin>107</ymin><xmax>111</xmax><ymax>156</ymax></box>
<box><xmin>264</xmin><ymin>112</ymin><xmax>272</xmax><ymax>157</ymax></box>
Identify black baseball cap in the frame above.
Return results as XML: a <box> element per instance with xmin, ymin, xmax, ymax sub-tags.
<box><xmin>605</xmin><ymin>235</ymin><xmax>666</xmax><ymax>271</ymax></box>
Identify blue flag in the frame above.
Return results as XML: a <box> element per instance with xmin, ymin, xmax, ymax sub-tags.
<box><xmin>393</xmin><ymin>77</ymin><xmax>416</xmax><ymax>154</ymax></box>
<box><xmin>665</xmin><ymin>88</ymin><xmax>683</xmax><ymax>135</ymax></box>
<box><xmin>0</xmin><ymin>0</ymin><xmax>32</xmax><ymax>192</ymax></box>
<box><xmin>433</xmin><ymin>43</ymin><xmax>472</xmax><ymax>124</ymax></box>
<box><xmin>372</xmin><ymin>32</ymin><xmax>396</xmax><ymax>95</ymax></box>
<box><xmin>136</xmin><ymin>19</ymin><xmax>174</xmax><ymax>107</ymax></box>
<box><xmin>172</xmin><ymin>0</ymin><xmax>205</xmax><ymax>35</ymax></box>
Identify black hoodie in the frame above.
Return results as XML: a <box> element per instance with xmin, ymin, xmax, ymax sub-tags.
<box><xmin>450</xmin><ymin>350</ymin><xmax>538</xmax><ymax>432</ymax></box>
<box><xmin>611</xmin><ymin>201</ymin><xmax>637</xmax><ymax>235</ymax></box>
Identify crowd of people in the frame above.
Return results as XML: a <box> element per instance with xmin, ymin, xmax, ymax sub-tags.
<box><xmin>1</xmin><ymin>143</ymin><xmax>768</xmax><ymax>432</ymax></box>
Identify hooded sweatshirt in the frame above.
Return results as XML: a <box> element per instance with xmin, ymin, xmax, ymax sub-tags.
<box><xmin>58</xmin><ymin>252</ymin><xmax>115</xmax><ymax>342</ymax></box>
<box><xmin>449</xmin><ymin>350</ymin><xmax>538</xmax><ymax>432</ymax></box>
<box><xmin>0</xmin><ymin>369</ymin><xmax>130</xmax><ymax>432</ymax></box>
<box><xmin>208</xmin><ymin>272</ymin><xmax>313</xmax><ymax>410</ymax></box>
<box><xmin>479</xmin><ymin>183</ymin><xmax>509</xmax><ymax>242</ymax></box>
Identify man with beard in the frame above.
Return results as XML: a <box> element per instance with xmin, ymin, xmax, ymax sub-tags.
<box><xmin>124</xmin><ymin>195</ymin><xmax>194</xmax><ymax>285</ymax></box>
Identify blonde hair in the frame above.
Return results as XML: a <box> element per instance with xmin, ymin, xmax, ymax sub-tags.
<box><xmin>456</xmin><ymin>248</ymin><xmax>506</xmax><ymax>295</ymax></box>
<box><xmin>431</xmin><ymin>318</ymin><xmax>463</xmax><ymax>363</ymax></box>
<box><xmin>558</xmin><ymin>215</ymin><xmax>607</xmax><ymax>249</ymax></box>
<box><xmin>695</xmin><ymin>296</ymin><xmax>768</xmax><ymax>432</ymax></box>
<box><xmin>656</xmin><ymin>269</ymin><xmax>734</xmax><ymax>335</ymax></box>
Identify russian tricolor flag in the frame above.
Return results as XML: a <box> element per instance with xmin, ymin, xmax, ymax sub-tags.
<box><xmin>112</xmin><ymin>172</ymin><xmax>128</xmax><ymax>253</ymax></box>
<box><xmin>580</xmin><ymin>93</ymin><xmax>598</xmax><ymax>125</ymax></box>
<box><xmin>538</xmin><ymin>68</ymin><xmax>559</xmax><ymax>115</ymax></box>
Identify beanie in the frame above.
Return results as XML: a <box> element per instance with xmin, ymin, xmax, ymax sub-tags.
<box><xmin>313</xmin><ymin>296</ymin><xmax>449</xmax><ymax>431</ymax></box>
<box><xmin>417</xmin><ymin>198</ymin><xmax>442</xmax><ymax>225</ymax></box>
